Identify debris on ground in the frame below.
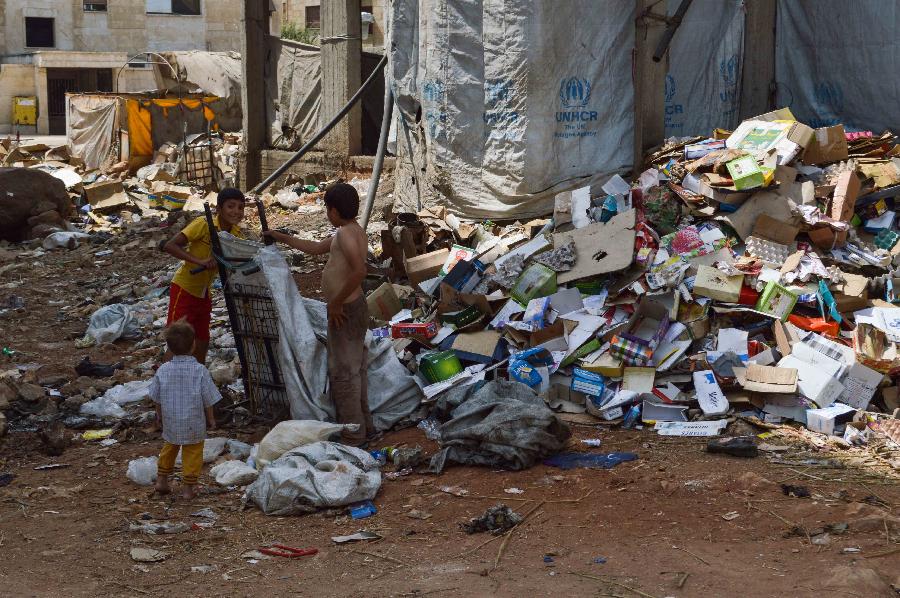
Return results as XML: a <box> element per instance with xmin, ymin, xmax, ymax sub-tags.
<box><xmin>461</xmin><ymin>504</ymin><xmax>523</xmax><ymax>535</ymax></box>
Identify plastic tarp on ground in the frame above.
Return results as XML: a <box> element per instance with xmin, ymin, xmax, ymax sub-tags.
<box><xmin>665</xmin><ymin>0</ymin><xmax>745</xmax><ymax>137</ymax></box>
<box><xmin>219</xmin><ymin>235</ymin><xmax>424</xmax><ymax>429</ymax></box>
<box><xmin>66</xmin><ymin>95</ymin><xmax>120</xmax><ymax>170</ymax></box>
<box><xmin>426</xmin><ymin>379</ymin><xmax>571</xmax><ymax>473</ymax></box>
<box><xmin>776</xmin><ymin>0</ymin><xmax>900</xmax><ymax>133</ymax></box>
<box><xmin>245</xmin><ymin>441</ymin><xmax>381</xmax><ymax>516</ymax></box>
<box><xmin>388</xmin><ymin>0</ymin><xmax>634</xmax><ymax>219</ymax></box>
<box><xmin>154</xmin><ymin>51</ymin><xmax>243</xmax><ymax>132</ymax></box>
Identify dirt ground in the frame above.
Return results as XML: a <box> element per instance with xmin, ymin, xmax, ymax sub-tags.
<box><xmin>1</xmin><ymin>199</ymin><xmax>899</xmax><ymax>597</ymax></box>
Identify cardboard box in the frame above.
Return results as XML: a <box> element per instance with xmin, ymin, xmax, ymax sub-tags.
<box><xmin>694</xmin><ymin>265</ymin><xmax>744</xmax><ymax>303</ymax></box>
<box><xmin>806</xmin><ymin>403</ymin><xmax>856</xmax><ymax>436</ymax></box>
<box><xmin>752</xmin><ymin>214</ymin><xmax>799</xmax><ymax>245</ymax></box>
<box><xmin>726</xmin><ymin>155</ymin><xmax>765</xmax><ymax>190</ymax></box>
<box><xmin>553</xmin><ymin>209</ymin><xmax>637</xmax><ymax>284</ymax></box>
<box><xmin>802</xmin><ymin>125</ymin><xmax>848</xmax><ymax>165</ymax></box>
<box><xmin>738</xmin><ymin>364</ymin><xmax>798</xmax><ymax>394</ymax></box>
<box><xmin>641</xmin><ymin>400</ymin><xmax>688</xmax><ymax>423</ymax></box>
<box><xmin>609</xmin><ymin>297</ymin><xmax>671</xmax><ymax>365</ymax></box>
<box><xmin>726</xmin><ymin>115</ymin><xmax>814</xmax><ymax>163</ymax></box>
<box><xmin>84</xmin><ymin>180</ymin><xmax>130</xmax><ymax>213</ymax></box>
<box><xmin>580</xmin><ymin>352</ymin><xmax>624</xmax><ymax>377</ymax></box>
<box><xmin>755</xmin><ymin>281</ymin><xmax>798</xmax><ymax>321</ymax></box>
<box><xmin>391</xmin><ymin>321</ymin><xmax>438</xmax><ymax>340</ymax></box>
<box><xmin>441</xmin><ymin>244</ymin><xmax>477</xmax><ymax>276</ymax></box>
<box><xmin>367</xmin><ymin>282</ymin><xmax>403</xmax><ymax>323</ymax></box>
<box><xmin>830</xmin><ymin>171</ymin><xmax>861</xmax><ymax>246</ymax></box>
<box><xmin>404</xmin><ymin>248</ymin><xmax>450</xmax><ymax>285</ymax></box>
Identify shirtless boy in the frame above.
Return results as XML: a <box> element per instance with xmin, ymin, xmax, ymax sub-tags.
<box><xmin>265</xmin><ymin>183</ymin><xmax>375</xmax><ymax>447</ymax></box>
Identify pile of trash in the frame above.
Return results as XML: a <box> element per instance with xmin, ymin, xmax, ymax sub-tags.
<box><xmin>361</xmin><ymin>107</ymin><xmax>900</xmax><ymax>457</ymax></box>
<box><xmin>0</xmin><ymin>132</ymin><xmax>241</xmax><ymax>244</ymax></box>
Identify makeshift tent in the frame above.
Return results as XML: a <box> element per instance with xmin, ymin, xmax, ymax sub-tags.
<box><xmin>153</xmin><ymin>51</ymin><xmax>243</xmax><ymax>132</ymax></box>
<box><xmin>65</xmin><ymin>92</ymin><xmax>229</xmax><ymax>170</ymax></box>
<box><xmin>388</xmin><ymin>0</ymin><xmax>634</xmax><ymax>220</ymax></box>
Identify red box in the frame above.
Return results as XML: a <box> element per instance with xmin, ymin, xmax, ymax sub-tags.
<box><xmin>391</xmin><ymin>321</ymin><xmax>439</xmax><ymax>340</ymax></box>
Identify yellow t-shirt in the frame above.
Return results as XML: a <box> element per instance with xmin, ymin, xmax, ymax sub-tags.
<box><xmin>170</xmin><ymin>215</ymin><xmax>243</xmax><ymax>298</ymax></box>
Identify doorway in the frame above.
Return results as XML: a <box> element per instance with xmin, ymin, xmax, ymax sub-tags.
<box><xmin>46</xmin><ymin>68</ymin><xmax>114</xmax><ymax>134</ymax></box>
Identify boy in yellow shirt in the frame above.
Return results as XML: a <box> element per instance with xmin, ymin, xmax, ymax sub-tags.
<box><xmin>162</xmin><ymin>188</ymin><xmax>245</xmax><ymax>364</ymax></box>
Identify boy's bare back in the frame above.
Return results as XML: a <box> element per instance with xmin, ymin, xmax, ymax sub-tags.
<box><xmin>321</xmin><ymin>221</ymin><xmax>366</xmax><ymax>304</ymax></box>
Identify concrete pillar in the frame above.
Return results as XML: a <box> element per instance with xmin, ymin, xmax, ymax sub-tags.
<box><xmin>321</xmin><ymin>0</ymin><xmax>362</xmax><ymax>156</ymax></box>
<box><xmin>241</xmin><ymin>0</ymin><xmax>270</xmax><ymax>189</ymax></box>
<box><xmin>34</xmin><ymin>67</ymin><xmax>49</xmax><ymax>135</ymax></box>
<box><xmin>739</xmin><ymin>0</ymin><xmax>776</xmax><ymax>120</ymax></box>
<box><xmin>633</xmin><ymin>0</ymin><xmax>668</xmax><ymax>171</ymax></box>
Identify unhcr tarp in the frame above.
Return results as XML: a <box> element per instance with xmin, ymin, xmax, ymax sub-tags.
<box><xmin>388</xmin><ymin>0</ymin><xmax>635</xmax><ymax>219</ymax></box>
<box><xmin>776</xmin><ymin>0</ymin><xmax>900</xmax><ymax>133</ymax></box>
<box><xmin>665</xmin><ymin>0</ymin><xmax>745</xmax><ymax>137</ymax></box>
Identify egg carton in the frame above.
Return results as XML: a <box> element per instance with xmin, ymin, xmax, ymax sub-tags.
<box><xmin>745</xmin><ymin>236</ymin><xmax>792</xmax><ymax>265</ymax></box>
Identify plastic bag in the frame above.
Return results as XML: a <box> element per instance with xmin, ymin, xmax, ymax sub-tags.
<box><xmin>209</xmin><ymin>460</ymin><xmax>259</xmax><ymax>486</ymax></box>
<box><xmin>417</xmin><ymin>417</ymin><xmax>441</xmax><ymax>441</ymax></box>
<box><xmin>256</xmin><ymin>420</ymin><xmax>359</xmax><ymax>469</ymax></box>
<box><xmin>86</xmin><ymin>303</ymin><xmax>140</xmax><ymax>344</ymax></box>
<box><xmin>80</xmin><ymin>396</ymin><xmax>126</xmax><ymax>418</ymax></box>
<box><xmin>42</xmin><ymin>231</ymin><xmax>91</xmax><ymax>250</ymax></box>
<box><xmin>102</xmin><ymin>380</ymin><xmax>152</xmax><ymax>405</ymax></box>
<box><xmin>226</xmin><ymin>439</ymin><xmax>252</xmax><ymax>460</ymax></box>
<box><xmin>126</xmin><ymin>456</ymin><xmax>158</xmax><ymax>485</ymax></box>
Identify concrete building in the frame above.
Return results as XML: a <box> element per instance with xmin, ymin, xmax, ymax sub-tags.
<box><xmin>0</xmin><ymin>0</ymin><xmax>281</xmax><ymax>134</ymax></box>
<box><xmin>282</xmin><ymin>0</ymin><xmax>384</xmax><ymax>49</ymax></box>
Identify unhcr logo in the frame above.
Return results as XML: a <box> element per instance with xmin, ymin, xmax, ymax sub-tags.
<box><xmin>556</xmin><ymin>76</ymin><xmax>598</xmax><ymax>123</ymax></box>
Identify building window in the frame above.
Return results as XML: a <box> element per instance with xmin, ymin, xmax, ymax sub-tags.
<box><xmin>147</xmin><ymin>0</ymin><xmax>202</xmax><ymax>15</ymax></box>
<box><xmin>25</xmin><ymin>17</ymin><xmax>55</xmax><ymax>48</ymax></box>
<box><xmin>305</xmin><ymin>5</ymin><xmax>320</xmax><ymax>29</ymax></box>
<box><xmin>83</xmin><ymin>1</ymin><xmax>108</xmax><ymax>12</ymax></box>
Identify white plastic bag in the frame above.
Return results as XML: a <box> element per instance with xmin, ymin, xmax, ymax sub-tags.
<box><xmin>86</xmin><ymin>303</ymin><xmax>140</xmax><ymax>344</ymax></box>
<box><xmin>42</xmin><ymin>231</ymin><xmax>91</xmax><ymax>250</ymax></box>
<box><xmin>102</xmin><ymin>380</ymin><xmax>152</xmax><ymax>405</ymax></box>
<box><xmin>80</xmin><ymin>396</ymin><xmax>126</xmax><ymax>418</ymax></box>
<box><xmin>256</xmin><ymin>420</ymin><xmax>358</xmax><ymax>469</ymax></box>
<box><xmin>226</xmin><ymin>439</ymin><xmax>253</xmax><ymax>460</ymax></box>
<box><xmin>127</xmin><ymin>456</ymin><xmax>158</xmax><ymax>486</ymax></box>
<box><xmin>210</xmin><ymin>460</ymin><xmax>259</xmax><ymax>486</ymax></box>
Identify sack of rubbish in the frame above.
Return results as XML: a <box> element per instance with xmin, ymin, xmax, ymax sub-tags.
<box><xmin>175</xmin><ymin>436</ymin><xmax>228</xmax><ymax>466</ymax></box>
<box><xmin>226</xmin><ymin>439</ymin><xmax>253</xmax><ymax>460</ymax></box>
<box><xmin>244</xmin><ymin>441</ymin><xmax>381</xmax><ymax>516</ymax></box>
<box><xmin>42</xmin><ymin>231</ymin><xmax>91</xmax><ymax>250</ymax></box>
<box><xmin>85</xmin><ymin>303</ymin><xmax>140</xmax><ymax>344</ymax></box>
<box><xmin>80</xmin><ymin>396</ymin><xmax>126</xmax><ymax>418</ymax></box>
<box><xmin>210</xmin><ymin>460</ymin><xmax>259</xmax><ymax>486</ymax></box>
<box><xmin>256</xmin><ymin>420</ymin><xmax>359</xmax><ymax>469</ymax></box>
<box><xmin>126</xmin><ymin>456</ymin><xmax>158</xmax><ymax>486</ymax></box>
<box><xmin>101</xmin><ymin>380</ymin><xmax>152</xmax><ymax>406</ymax></box>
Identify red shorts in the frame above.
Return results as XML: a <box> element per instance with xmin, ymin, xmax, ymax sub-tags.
<box><xmin>167</xmin><ymin>283</ymin><xmax>212</xmax><ymax>342</ymax></box>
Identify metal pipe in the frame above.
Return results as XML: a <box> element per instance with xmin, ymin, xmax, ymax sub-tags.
<box><xmin>360</xmin><ymin>86</ymin><xmax>395</xmax><ymax>229</ymax></box>
<box><xmin>251</xmin><ymin>54</ymin><xmax>388</xmax><ymax>195</ymax></box>
<box><xmin>651</xmin><ymin>0</ymin><xmax>694</xmax><ymax>63</ymax></box>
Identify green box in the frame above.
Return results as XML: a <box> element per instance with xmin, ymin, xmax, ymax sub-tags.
<box><xmin>754</xmin><ymin>281</ymin><xmax>798</xmax><ymax>322</ymax></box>
<box><xmin>439</xmin><ymin>305</ymin><xmax>483</xmax><ymax>329</ymax></box>
<box><xmin>510</xmin><ymin>263</ymin><xmax>557</xmax><ymax>306</ymax></box>
<box><xmin>725</xmin><ymin>155</ymin><xmax>765</xmax><ymax>191</ymax></box>
<box><xmin>419</xmin><ymin>350</ymin><xmax>463</xmax><ymax>384</ymax></box>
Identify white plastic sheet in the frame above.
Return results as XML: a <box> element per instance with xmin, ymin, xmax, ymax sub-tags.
<box><xmin>389</xmin><ymin>0</ymin><xmax>635</xmax><ymax>219</ymax></box>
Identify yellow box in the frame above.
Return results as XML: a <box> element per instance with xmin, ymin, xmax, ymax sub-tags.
<box><xmin>13</xmin><ymin>96</ymin><xmax>37</xmax><ymax>126</ymax></box>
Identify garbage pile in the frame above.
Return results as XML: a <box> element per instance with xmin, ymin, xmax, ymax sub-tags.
<box><xmin>365</xmin><ymin>107</ymin><xmax>900</xmax><ymax>456</ymax></box>
<box><xmin>0</xmin><ymin>133</ymin><xmax>241</xmax><ymax>244</ymax></box>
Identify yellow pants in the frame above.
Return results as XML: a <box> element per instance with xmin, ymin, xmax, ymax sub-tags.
<box><xmin>157</xmin><ymin>441</ymin><xmax>204</xmax><ymax>486</ymax></box>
